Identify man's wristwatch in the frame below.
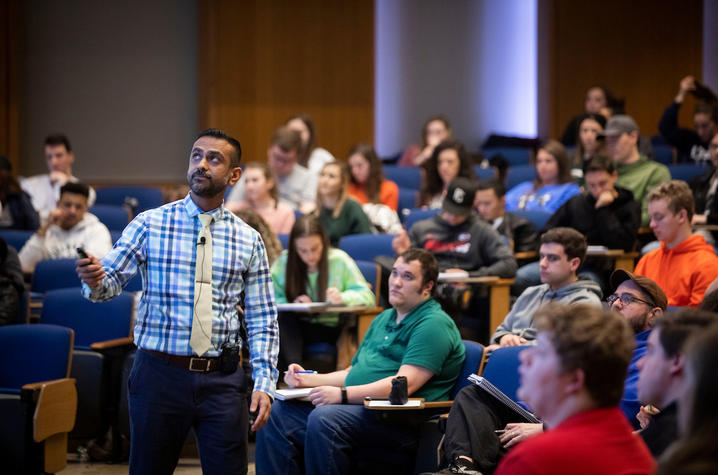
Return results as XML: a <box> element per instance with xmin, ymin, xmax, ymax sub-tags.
<box><xmin>341</xmin><ymin>386</ymin><xmax>348</xmax><ymax>404</ymax></box>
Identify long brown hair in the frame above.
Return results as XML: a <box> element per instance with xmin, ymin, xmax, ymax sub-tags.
<box><xmin>573</xmin><ymin>113</ymin><xmax>607</xmax><ymax>167</ymax></box>
<box><xmin>285</xmin><ymin>215</ymin><xmax>329</xmax><ymax>303</ymax></box>
<box><xmin>534</xmin><ymin>139</ymin><xmax>572</xmax><ymax>189</ymax></box>
<box><xmin>420</xmin><ymin>139</ymin><xmax>476</xmax><ymax>206</ymax></box>
<box><xmin>286</xmin><ymin>114</ymin><xmax>316</xmax><ymax>168</ymax></box>
<box><xmin>244</xmin><ymin>161</ymin><xmax>280</xmax><ymax>207</ymax></box>
<box><xmin>315</xmin><ymin>161</ymin><xmax>350</xmax><ymax>219</ymax></box>
<box><xmin>348</xmin><ymin>143</ymin><xmax>384</xmax><ymax>204</ymax></box>
<box><xmin>233</xmin><ymin>208</ymin><xmax>282</xmax><ymax>266</ymax></box>
<box><xmin>420</xmin><ymin>115</ymin><xmax>452</xmax><ymax>149</ymax></box>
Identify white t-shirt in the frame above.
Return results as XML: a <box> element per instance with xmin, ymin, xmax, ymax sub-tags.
<box><xmin>19</xmin><ymin>212</ymin><xmax>112</xmax><ymax>273</ymax></box>
<box><xmin>20</xmin><ymin>174</ymin><xmax>96</xmax><ymax>219</ymax></box>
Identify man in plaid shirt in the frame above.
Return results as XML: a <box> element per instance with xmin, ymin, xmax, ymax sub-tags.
<box><xmin>77</xmin><ymin>129</ymin><xmax>278</xmax><ymax>474</ymax></box>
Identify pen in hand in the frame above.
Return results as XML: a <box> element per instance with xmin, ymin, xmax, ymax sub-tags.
<box><xmin>284</xmin><ymin>370</ymin><xmax>317</xmax><ymax>374</ymax></box>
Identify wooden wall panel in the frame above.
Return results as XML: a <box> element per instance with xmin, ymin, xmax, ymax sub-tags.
<box><xmin>198</xmin><ymin>0</ymin><xmax>374</xmax><ymax>163</ymax></box>
<box><xmin>544</xmin><ymin>0</ymin><xmax>703</xmax><ymax>140</ymax></box>
<box><xmin>0</xmin><ymin>0</ymin><xmax>20</xmax><ymax>167</ymax></box>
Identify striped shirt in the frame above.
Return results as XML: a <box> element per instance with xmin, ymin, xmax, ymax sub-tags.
<box><xmin>83</xmin><ymin>194</ymin><xmax>279</xmax><ymax>395</ymax></box>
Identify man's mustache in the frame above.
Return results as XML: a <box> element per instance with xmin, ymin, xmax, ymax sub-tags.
<box><xmin>192</xmin><ymin>170</ymin><xmax>211</xmax><ymax>179</ymax></box>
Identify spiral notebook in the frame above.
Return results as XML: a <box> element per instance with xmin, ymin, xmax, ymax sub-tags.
<box><xmin>468</xmin><ymin>374</ymin><xmax>541</xmax><ymax>423</ymax></box>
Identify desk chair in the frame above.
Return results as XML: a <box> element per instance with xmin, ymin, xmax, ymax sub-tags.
<box><xmin>668</xmin><ymin>163</ymin><xmax>708</xmax><ymax>182</ymax></box>
<box><xmin>0</xmin><ymin>324</ymin><xmax>77</xmax><ymax>474</ymax></box>
<box><xmin>403</xmin><ymin>208</ymin><xmax>439</xmax><ymax>229</ymax></box>
<box><xmin>89</xmin><ymin>204</ymin><xmax>131</xmax><ymax>232</ymax></box>
<box><xmin>339</xmin><ymin>233</ymin><xmax>394</xmax><ymax>262</ymax></box>
<box><xmin>505</xmin><ymin>165</ymin><xmax>536</xmax><ymax>190</ymax></box>
<box><xmin>479</xmin><ymin>345</ymin><xmax>529</xmax><ymax>403</ymax></box>
<box><xmin>397</xmin><ymin>187</ymin><xmax>418</xmax><ymax>216</ymax></box>
<box><xmin>357</xmin><ymin>340</ymin><xmax>485</xmax><ymax>474</ymax></box>
<box><xmin>40</xmin><ymin>288</ymin><xmax>134</xmax><ymax>455</ymax></box>
<box><xmin>483</xmin><ymin>147</ymin><xmax>531</xmax><ymax>167</ymax></box>
<box><xmin>0</xmin><ymin>229</ymin><xmax>33</xmax><ymax>252</ymax></box>
<box><xmin>95</xmin><ymin>186</ymin><xmax>163</xmax><ymax>217</ymax></box>
<box><xmin>511</xmin><ymin>209</ymin><xmax>552</xmax><ymax>232</ymax></box>
<box><xmin>383</xmin><ymin>166</ymin><xmax>422</xmax><ymax>190</ymax></box>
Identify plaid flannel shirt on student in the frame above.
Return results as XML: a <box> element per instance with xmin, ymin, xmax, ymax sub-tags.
<box><xmin>83</xmin><ymin>194</ymin><xmax>279</xmax><ymax>395</ymax></box>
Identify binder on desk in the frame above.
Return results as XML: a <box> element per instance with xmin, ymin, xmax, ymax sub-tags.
<box><xmin>468</xmin><ymin>374</ymin><xmax>541</xmax><ymax>423</ymax></box>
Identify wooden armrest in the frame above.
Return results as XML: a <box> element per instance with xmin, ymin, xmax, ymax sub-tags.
<box><xmin>21</xmin><ymin>378</ymin><xmax>77</xmax><ymax>442</ymax></box>
<box><xmin>422</xmin><ymin>401</ymin><xmax>453</xmax><ymax>409</ymax></box>
<box><xmin>514</xmin><ymin>251</ymin><xmax>537</xmax><ymax>260</ymax></box>
<box><xmin>90</xmin><ymin>336</ymin><xmax>134</xmax><ymax>350</ymax></box>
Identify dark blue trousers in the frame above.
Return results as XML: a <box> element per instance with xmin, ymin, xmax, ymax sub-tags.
<box><xmin>255</xmin><ymin>399</ymin><xmax>421</xmax><ymax>475</ymax></box>
<box><xmin>128</xmin><ymin>349</ymin><xmax>248</xmax><ymax>475</ymax></box>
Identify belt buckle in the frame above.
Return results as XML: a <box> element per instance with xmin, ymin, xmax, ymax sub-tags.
<box><xmin>189</xmin><ymin>357</ymin><xmax>211</xmax><ymax>372</ymax></box>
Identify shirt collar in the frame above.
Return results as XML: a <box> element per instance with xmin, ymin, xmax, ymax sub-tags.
<box><xmin>183</xmin><ymin>193</ymin><xmax>227</xmax><ymax>221</ymax></box>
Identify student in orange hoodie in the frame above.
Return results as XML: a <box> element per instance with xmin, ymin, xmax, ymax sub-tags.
<box><xmin>635</xmin><ymin>180</ymin><xmax>718</xmax><ymax>307</ymax></box>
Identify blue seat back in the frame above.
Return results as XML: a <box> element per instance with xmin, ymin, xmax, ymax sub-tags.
<box><xmin>32</xmin><ymin>258</ymin><xmax>82</xmax><ymax>293</ymax></box>
<box><xmin>481</xmin><ymin>345</ymin><xmax>528</xmax><ymax>402</ymax></box>
<box><xmin>668</xmin><ymin>164</ymin><xmax>707</xmax><ymax>182</ymax></box>
<box><xmin>397</xmin><ymin>187</ymin><xmax>418</xmax><ymax>215</ymax></box>
<box><xmin>89</xmin><ymin>204</ymin><xmax>130</xmax><ymax>231</ymax></box>
<box><xmin>355</xmin><ymin>260</ymin><xmax>380</xmax><ymax>304</ymax></box>
<box><xmin>506</xmin><ymin>165</ymin><xmax>536</xmax><ymax>190</ymax></box>
<box><xmin>452</xmin><ymin>340</ymin><xmax>484</xmax><ymax>398</ymax></box>
<box><xmin>110</xmin><ymin>230</ymin><xmax>123</xmax><ymax>244</ymax></box>
<box><xmin>383</xmin><ymin>166</ymin><xmax>422</xmax><ymax>190</ymax></box>
<box><xmin>124</xmin><ymin>272</ymin><xmax>143</xmax><ymax>292</ymax></box>
<box><xmin>0</xmin><ymin>324</ymin><xmax>73</xmax><ymax>390</ymax></box>
<box><xmin>473</xmin><ymin>165</ymin><xmax>496</xmax><ymax>180</ymax></box>
<box><xmin>95</xmin><ymin>186</ymin><xmax>163</xmax><ymax>215</ymax></box>
<box><xmin>483</xmin><ymin>147</ymin><xmax>531</xmax><ymax>167</ymax></box>
<box><xmin>512</xmin><ymin>209</ymin><xmax>553</xmax><ymax>231</ymax></box>
<box><xmin>653</xmin><ymin>144</ymin><xmax>675</xmax><ymax>165</ymax></box>
<box><xmin>278</xmin><ymin>233</ymin><xmax>289</xmax><ymax>249</ymax></box>
<box><xmin>0</xmin><ymin>229</ymin><xmax>33</xmax><ymax>252</ymax></box>
<box><xmin>40</xmin><ymin>288</ymin><xmax>133</xmax><ymax>349</ymax></box>
<box><xmin>403</xmin><ymin>208</ymin><xmax>439</xmax><ymax>229</ymax></box>
<box><xmin>338</xmin><ymin>233</ymin><xmax>394</xmax><ymax>261</ymax></box>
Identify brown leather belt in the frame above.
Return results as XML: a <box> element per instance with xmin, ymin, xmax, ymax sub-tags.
<box><xmin>142</xmin><ymin>349</ymin><xmax>240</xmax><ymax>373</ymax></box>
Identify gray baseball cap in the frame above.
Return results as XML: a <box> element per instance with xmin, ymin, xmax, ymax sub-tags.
<box><xmin>602</xmin><ymin>115</ymin><xmax>639</xmax><ymax>137</ymax></box>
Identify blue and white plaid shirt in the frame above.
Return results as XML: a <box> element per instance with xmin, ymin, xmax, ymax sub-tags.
<box><xmin>83</xmin><ymin>194</ymin><xmax>279</xmax><ymax>395</ymax></box>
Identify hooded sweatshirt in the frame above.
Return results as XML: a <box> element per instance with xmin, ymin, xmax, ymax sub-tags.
<box><xmin>635</xmin><ymin>234</ymin><xmax>718</xmax><ymax>307</ymax></box>
<box><xmin>408</xmin><ymin>213</ymin><xmax>517</xmax><ymax>278</ymax></box>
<box><xmin>491</xmin><ymin>279</ymin><xmax>603</xmax><ymax>344</ymax></box>
<box><xmin>18</xmin><ymin>212</ymin><xmax>112</xmax><ymax>273</ymax></box>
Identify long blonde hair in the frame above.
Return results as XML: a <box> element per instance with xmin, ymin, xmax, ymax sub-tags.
<box><xmin>315</xmin><ymin>161</ymin><xmax>350</xmax><ymax>219</ymax></box>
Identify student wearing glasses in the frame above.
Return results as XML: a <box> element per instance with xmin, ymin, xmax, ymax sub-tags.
<box><xmin>428</xmin><ymin>270</ymin><xmax>666</xmax><ymax>475</ymax></box>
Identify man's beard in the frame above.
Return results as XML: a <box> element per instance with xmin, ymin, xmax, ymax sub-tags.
<box><xmin>187</xmin><ymin>170</ymin><xmax>228</xmax><ymax>198</ymax></box>
<box><xmin>627</xmin><ymin>310</ymin><xmax>650</xmax><ymax>334</ymax></box>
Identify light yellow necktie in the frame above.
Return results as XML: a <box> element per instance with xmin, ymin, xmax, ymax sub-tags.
<box><xmin>190</xmin><ymin>213</ymin><xmax>213</xmax><ymax>356</ymax></box>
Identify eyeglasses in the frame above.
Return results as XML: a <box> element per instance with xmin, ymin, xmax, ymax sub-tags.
<box><xmin>606</xmin><ymin>293</ymin><xmax>654</xmax><ymax>307</ymax></box>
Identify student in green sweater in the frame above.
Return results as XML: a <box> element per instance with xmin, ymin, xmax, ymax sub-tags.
<box><xmin>315</xmin><ymin>161</ymin><xmax>371</xmax><ymax>246</ymax></box>
<box><xmin>271</xmin><ymin>215</ymin><xmax>374</xmax><ymax>370</ymax></box>
<box><xmin>605</xmin><ymin>114</ymin><xmax>671</xmax><ymax>226</ymax></box>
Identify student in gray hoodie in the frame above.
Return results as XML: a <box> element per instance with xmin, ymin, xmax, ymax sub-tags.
<box><xmin>489</xmin><ymin>227</ymin><xmax>602</xmax><ymax>348</ymax></box>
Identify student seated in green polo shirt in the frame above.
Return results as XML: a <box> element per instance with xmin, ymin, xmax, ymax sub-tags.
<box><xmin>256</xmin><ymin>248</ymin><xmax>466</xmax><ymax>474</ymax></box>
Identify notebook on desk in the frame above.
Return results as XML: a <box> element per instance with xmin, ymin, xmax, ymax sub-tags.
<box><xmin>468</xmin><ymin>374</ymin><xmax>541</xmax><ymax>423</ymax></box>
<box><xmin>276</xmin><ymin>302</ymin><xmax>335</xmax><ymax>311</ymax></box>
<box><xmin>275</xmin><ymin>388</ymin><xmax>313</xmax><ymax>400</ymax></box>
